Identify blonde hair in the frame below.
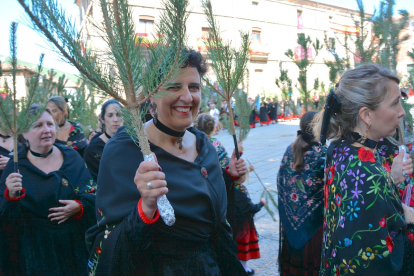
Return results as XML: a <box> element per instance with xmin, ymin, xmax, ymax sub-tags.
<box><xmin>312</xmin><ymin>63</ymin><xmax>400</xmax><ymax>142</ymax></box>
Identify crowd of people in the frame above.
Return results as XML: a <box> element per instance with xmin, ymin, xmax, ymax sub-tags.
<box><xmin>1</xmin><ymin>48</ymin><xmax>414</xmax><ymax>276</ymax></box>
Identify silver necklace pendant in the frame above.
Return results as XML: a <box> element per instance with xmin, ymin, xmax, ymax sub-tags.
<box><xmin>177</xmin><ymin>137</ymin><xmax>183</xmax><ymax>150</ymax></box>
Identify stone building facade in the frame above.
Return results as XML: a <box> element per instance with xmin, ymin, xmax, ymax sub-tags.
<box><xmin>75</xmin><ymin>0</ymin><xmax>377</xmax><ymax>100</ymax></box>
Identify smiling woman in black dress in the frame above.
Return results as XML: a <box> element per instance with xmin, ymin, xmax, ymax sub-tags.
<box><xmin>86</xmin><ymin>49</ymin><xmax>248</xmax><ymax>276</ymax></box>
<box><xmin>84</xmin><ymin>100</ymin><xmax>123</xmax><ymax>182</ymax></box>
<box><xmin>0</xmin><ymin>105</ymin><xmax>96</xmax><ymax>276</ymax></box>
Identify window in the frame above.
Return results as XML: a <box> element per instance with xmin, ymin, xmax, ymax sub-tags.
<box><xmin>252</xmin><ymin>31</ymin><xmax>261</xmax><ymax>42</ymax></box>
<box><xmin>201</xmin><ymin>27</ymin><xmax>212</xmax><ymax>39</ymax></box>
<box><xmin>252</xmin><ymin>27</ymin><xmax>261</xmax><ymax>42</ymax></box>
<box><xmin>252</xmin><ymin>1</ymin><xmax>258</xmax><ymax>6</ymax></box>
<box><xmin>297</xmin><ymin>10</ymin><xmax>303</xmax><ymax>29</ymax></box>
<box><xmin>138</xmin><ymin>16</ymin><xmax>155</xmax><ymax>37</ymax></box>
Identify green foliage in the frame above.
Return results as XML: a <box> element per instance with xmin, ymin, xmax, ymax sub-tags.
<box><xmin>284</xmin><ymin>33</ymin><xmax>323</xmax><ymax>111</ymax></box>
<box><xmin>63</xmin><ymin>81</ymin><xmax>103</xmax><ymax>131</ymax></box>
<box><xmin>201</xmin><ymin>0</ymin><xmax>250</xmax><ymax>141</ymax></box>
<box><xmin>19</xmin><ymin>0</ymin><xmax>190</xmax><ymax>156</ymax></box>
<box><xmin>275</xmin><ymin>67</ymin><xmax>292</xmax><ymax>101</ymax></box>
<box><xmin>0</xmin><ymin>22</ymin><xmax>44</xmax><ymax>162</ymax></box>
<box><xmin>233</xmin><ymin>90</ymin><xmax>252</xmax><ymax>143</ymax></box>
<box><xmin>371</xmin><ymin>0</ymin><xmax>409</xmax><ymax>71</ymax></box>
<box><xmin>33</xmin><ymin>69</ymin><xmax>68</xmax><ymax>104</ymax></box>
<box><xmin>334</xmin><ymin>0</ymin><xmax>408</xmax><ymax>71</ymax></box>
<box><xmin>323</xmin><ymin>32</ymin><xmax>351</xmax><ymax>86</ymax></box>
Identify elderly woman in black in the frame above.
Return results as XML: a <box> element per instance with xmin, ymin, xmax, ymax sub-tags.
<box><xmin>84</xmin><ymin>100</ymin><xmax>123</xmax><ymax>182</ymax></box>
<box><xmin>86</xmin><ymin>49</ymin><xmax>248</xmax><ymax>275</ymax></box>
<box><xmin>47</xmin><ymin>96</ymin><xmax>87</xmax><ymax>157</ymax></box>
<box><xmin>0</xmin><ymin>104</ymin><xmax>96</xmax><ymax>276</ymax></box>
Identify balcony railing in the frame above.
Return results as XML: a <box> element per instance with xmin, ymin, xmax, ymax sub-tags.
<box><xmin>135</xmin><ymin>33</ymin><xmax>158</xmax><ymax>48</ymax></box>
<box><xmin>249</xmin><ymin>41</ymin><xmax>270</xmax><ymax>61</ymax></box>
<box><xmin>196</xmin><ymin>37</ymin><xmax>222</xmax><ymax>53</ymax></box>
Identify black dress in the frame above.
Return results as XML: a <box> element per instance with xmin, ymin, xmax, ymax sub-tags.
<box><xmin>84</xmin><ymin>135</ymin><xmax>106</xmax><ymax>183</ymax></box>
<box><xmin>86</xmin><ymin>126</ymin><xmax>246</xmax><ymax>276</ymax></box>
<box><xmin>259</xmin><ymin>104</ymin><xmax>270</xmax><ymax>125</ymax></box>
<box><xmin>55</xmin><ymin>121</ymin><xmax>87</xmax><ymax>157</ymax></box>
<box><xmin>0</xmin><ymin>144</ymin><xmax>96</xmax><ymax>276</ymax></box>
<box><xmin>267</xmin><ymin>102</ymin><xmax>277</xmax><ymax>121</ymax></box>
<box><xmin>250</xmin><ymin>109</ymin><xmax>257</xmax><ymax>128</ymax></box>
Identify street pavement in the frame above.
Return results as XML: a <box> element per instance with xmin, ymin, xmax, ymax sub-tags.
<box><xmin>216</xmin><ymin>119</ymin><xmax>300</xmax><ymax>276</ymax></box>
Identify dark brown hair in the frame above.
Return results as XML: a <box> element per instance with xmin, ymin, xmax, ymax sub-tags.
<box><xmin>194</xmin><ymin>113</ymin><xmax>216</xmax><ymax>136</ymax></box>
<box><xmin>292</xmin><ymin>111</ymin><xmax>318</xmax><ymax>171</ymax></box>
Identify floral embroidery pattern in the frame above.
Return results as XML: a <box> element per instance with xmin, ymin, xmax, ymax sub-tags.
<box><xmin>320</xmin><ymin>141</ymin><xmax>406</xmax><ymax>275</ymax></box>
<box><xmin>277</xmin><ymin>144</ymin><xmax>327</xmax><ymax>230</ymax></box>
<box><xmin>209</xmin><ymin>137</ymin><xmax>229</xmax><ymax>168</ymax></box>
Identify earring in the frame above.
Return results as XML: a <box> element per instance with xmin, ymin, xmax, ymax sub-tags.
<box><xmin>24</xmin><ymin>138</ymin><xmax>29</xmax><ymax>148</ymax></box>
<box><xmin>152</xmin><ymin>102</ymin><xmax>158</xmax><ymax>124</ymax></box>
<box><xmin>360</xmin><ymin>124</ymin><xmax>371</xmax><ymax>143</ymax></box>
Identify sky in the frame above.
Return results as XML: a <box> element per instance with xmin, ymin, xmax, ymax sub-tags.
<box><xmin>0</xmin><ymin>0</ymin><xmax>414</xmax><ymax>75</ymax></box>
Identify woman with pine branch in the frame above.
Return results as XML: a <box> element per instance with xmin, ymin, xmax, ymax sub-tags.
<box><xmin>0</xmin><ymin>104</ymin><xmax>96</xmax><ymax>276</ymax></box>
<box><xmin>85</xmin><ymin>49</ymin><xmax>247</xmax><ymax>275</ymax></box>
<box><xmin>277</xmin><ymin>111</ymin><xmax>327</xmax><ymax>275</ymax></box>
<box><xmin>195</xmin><ymin>113</ymin><xmax>265</xmax><ymax>276</ymax></box>
<box><xmin>47</xmin><ymin>96</ymin><xmax>87</xmax><ymax>157</ymax></box>
<box><xmin>84</xmin><ymin>100</ymin><xmax>123</xmax><ymax>183</ymax></box>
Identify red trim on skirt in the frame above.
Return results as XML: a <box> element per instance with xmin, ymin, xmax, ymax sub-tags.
<box><xmin>237</xmin><ymin>227</ymin><xmax>261</xmax><ymax>261</ymax></box>
<box><xmin>279</xmin><ymin>227</ymin><xmax>322</xmax><ymax>276</ymax></box>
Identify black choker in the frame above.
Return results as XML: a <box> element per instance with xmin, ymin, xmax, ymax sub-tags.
<box><xmin>59</xmin><ymin>120</ymin><xmax>66</xmax><ymax>128</ymax></box>
<box><xmin>0</xmin><ymin>134</ymin><xmax>11</xmax><ymax>143</ymax></box>
<box><xmin>154</xmin><ymin>119</ymin><xmax>186</xmax><ymax>150</ymax></box>
<box><xmin>29</xmin><ymin>147</ymin><xmax>53</xmax><ymax>158</ymax></box>
<box><xmin>104</xmin><ymin>132</ymin><xmax>112</xmax><ymax>139</ymax></box>
<box><xmin>351</xmin><ymin>132</ymin><xmax>378</xmax><ymax>150</ymax></box>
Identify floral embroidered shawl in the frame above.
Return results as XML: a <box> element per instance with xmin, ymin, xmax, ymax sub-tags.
<box><xmin>320</xmin><ymin>139</ymin><xmax>406</xmax><ymax>275</ymax></box>
<box><xmin>277</xmin><ymin>144</ymin><xmax>327</xmax><ymax>249</ymax></box>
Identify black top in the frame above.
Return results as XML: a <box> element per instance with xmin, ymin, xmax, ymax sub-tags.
<box><xmin>55</xmin><ymin>121</ymin><xmax>87</xmax><ymax>157</ymax></box>
<box><xmin>0</xmin><ymin>144</ymin><xmax>96</xmax><ymax>276</ymax></box>
<box><xmin>85</xmin><ymin>126</ymin><xmax>245</xmax><ymax>276</ymax></box>
<box><xmin>259</xmin><ymin>104</ymin><xmax>269</xmax><ymax>122</ymax></box>
<box><xmin>84</xmin><ymin>136</ymin><xmax>106</xmax><ymax>183</ymax></box>
<box><xmin>0</xmin><ymin>144</ymin><xmax>23</xmax><ymax>180</ymax></box>
<box><xmin>267</xmin><ymin>102</ymin><xmax>277</xmax><ymax>120</ymax></box>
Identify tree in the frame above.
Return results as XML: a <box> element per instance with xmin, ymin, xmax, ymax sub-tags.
<box><xmin>0</xmin><ymin>22</ymin><xmax>44</xmax><ymax>187</ymax></box>
<box><xmin>324</xmin><ymin>33</ymin><xmax>351</xmax><ymax>88</ymax></box>
<box><xmin>19</xmin><ymin>0</ymin><xmax>192</xmax><ymax>226</ymax></box>
<box><xmin>63</xmin><ymin>80</ymin><xmax>103</xmax><ymax>132</ymax></box>
<box><xmin>371</xmin><ymin>0</ymin><xmax>409</xmax><ymax>71</ymax></box>
<box><xmin>201</xmin><ymin>0</ymin><xmax>250</xmax><ymax>158</ymax></box>
<box><xmin>285</xmin><ymin>33</ymin><xmax>323</xmax><ymax>111</ymax></box>
<box><xmin>334</xmin><ymin>0</ymin><xmax>408</xmax><ymax>71</ymax></box>
<box><xmin>33</xmin><ymin>69</ymin><xmax>68</xmax><ymax>103</ymax></box>
<box><xmin>275</xmin><ymin>66</ymin><xmax>296</xmax><ymax>114</ymax></box>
